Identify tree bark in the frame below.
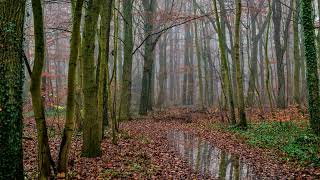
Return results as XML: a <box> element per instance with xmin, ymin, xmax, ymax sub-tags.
<box><xmin>30</xmin><ymin>0</ymin><xmax>55</xmax><ymax>178</ymax></box>
<box><xmin>139</xmin><ymin>0</ymin><xmax>156</xmax><ymax>115</ymax></box>
<box><xmin>293</xmin><ymin>0</ymin><xmax>301</xmax><ymax>106</ymax></box>
<box><xmin>81</xmin><ymin>0</ymin><xmax>102</xmax><ymax>157</ymax></box>
<box><xmin>234</xmin><ymin>0</ymin><xmax>247</xmax><ymax>128</ymax></box>
<box><xmin>57</xmin><ymin>0</ymin><xmax>84</xmax><ymax>176</ymax></box>
<box><xmin>301</xmin><ymin>0</ymin><xmax>320</xmax><ymax>134</ymax></box>
<box><xmin>119</xmin><ymin>0</ymin><xmax>134</xmax><ymax>120</ymax></box>
<box><xmin>0</xmin><ymin>1</ymin><xmax>26</xmax><ymax>178</ymax></box>
<box><xmin>212</xmin><ymin>0</ymin><xmax>236</xmax><ymax>124</ymax></box>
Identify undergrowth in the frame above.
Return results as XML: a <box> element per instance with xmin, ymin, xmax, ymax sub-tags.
<box><xmin>225</xmin><ymin>121</ymin><xmax>320</xmax><ymax>166</ymax></box>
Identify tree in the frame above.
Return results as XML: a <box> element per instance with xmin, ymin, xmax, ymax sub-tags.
<box><xmin>120</xmin><ymin>0</ymin><xmax>134</xmax><ymax>120</ymax></box>
<box><xmin>111</xmin><ymin>0</ymin><xmax>120</xmax><ymax>144</ymax></box>
<box><xmin>272</xmin><ymin>0</ymin><xmax>293</xmax><ymax>108</ymax></box>
<box><xmin>212</xmin><ymin>0</ymin><xmax>236</xmax><ymax>124</ymax></box>
<box><xmin>193</xmin><ymin>0</ymin><xmax>204</xmax><ymax>108</ymax></box>
<box><xmin>157</xmin><ymin>35</ymin><xmax>168</xmax><ymax>107</ymax></box>
<box><xmin>293</xmin><ymin>0</ymin><xmax>301</xmax><ymax>106</ymax></box>
<box><xmin>57</xmin><ymin>0</ymin><xmax>84</xmax><ymax>176</ymax></box>
<box><xmin>301</xmin><ymin>0</ymin><xmax>320</xmax><ymax>134</ymax></box>
<box><xmin>0</xmin><ymin>0</ymin><xmax>26</xmax><ymax>178</ymax></box>
<box><xmin>246</xmin><ymin>0</ymin><xmax>270</xmax><ymax>106</ymax></box>
<box><xmin>30</xmin><ymin>0</ymin><xmax>54</xmax><ymax>178</ymax></box>
<box><xmin>98</xmin><ymin>0</ymin><xmax>113</xmax><ymax>138</ymax></box>
<box><xmin>234</xmin><ymin>0</ymin><xmax>247</xmax><ymax>128</ymax></box>
<box><xmin>81</xmin><ymin>0</ymin><xmax>102</xmax><ymax>157</ymax></box>
<box><xmin>139</xmin><ymin>0</ymin><xmax>157</xmax><ymax>115</ymax></box>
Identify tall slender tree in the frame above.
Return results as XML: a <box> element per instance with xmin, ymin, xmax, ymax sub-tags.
<box><xmin>293</xmin><ymin>0</ymin><xmax>301</xmax><ymax>106</ymax></box>
<box><xmin>57</xmin><ymin>0</ymin><xmax>84</xmax><ymax>176</ymax></box>
<box><xmin>193</xmin><ymin>0</ymin><xmax>204</xmax><ymax>108</ymax></box>
<box><xmin>234</xmin><ymin>0</ymin><xmax>247</xmax><ymax>128</ymax></box>
<box><xmin>272</xmin><ymin>0</ymin><xmax>293</xmax><ymax>108</ymax></box>
<box><xmin>212</xmin><ymin>0</ymin><xmax>236</xmax><ymax>124</ymax></box>
<box><xmin>30</xmin><ymin>0</ymin><xmax>54</xmax><ymax>178</ymax></box>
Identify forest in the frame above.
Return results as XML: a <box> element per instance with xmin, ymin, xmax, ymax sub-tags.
<box><xmin>2</xmin><ymin>0</ymin><xmax>320</xmax><ymax>179</ymax></box>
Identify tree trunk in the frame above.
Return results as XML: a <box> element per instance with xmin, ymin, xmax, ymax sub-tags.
<box><xmin>98</xmin><ymin>0</ymin><xmax>113</xmax><ymax>140</ymax></box>
<box><xmin>119</xmin><ymin>0</ymin><xmax>133</xmax><ymax>120</ymax></box>
<box><xmin>293</xmin><ymin>0</ymin><xmax>301</xmax><ymax>106</ymax></box>
<box><xmin>57</xmin><ymin>0</ymin><xmax>84</xmax><ymax>176</ymax></box>
<box><xmin>193</xmin><ymin>0</ymin><xmax>204</xmax><ymax>108</ymax></box>
<box><xmin>301</xmin><ymin>0</ymin><xmax>320</xmax><ymax>134</ymax></box>
<box><xmin>139</xmin><ymin>0</ymin><xmax>156</xmax><ymax>115</ymax></box>
<box><xmin>272</xmin><ymin>0</ymin><xmax>293</xmax><ymax>108</ymax></box>
<box><xmin>234</xmin><ymin>0</ymin><xmax>247</xmax><ymax>128</ymax></box>
<box><xmin>30</xmin><ymin>0</ymin><xmax>55</xmax><ymax>178</ymax></box>
<box><xmin>188</xmin><ymin>26</ymin><xmax>195</xmax><ymax>105</ymax></box>
<box><xmin>81</xmin><ymin>0</ymin><xmax>102</xmax><ymax>157</ymax></box>
<box><xmin>182</xmin><ymin>22</ymin><xmax>189</xmax><ymax>105</ymax></box>
<box><xmin>157</xmin><ymin>35</ymin><xmax>167</xmax><ymax>107</ymax></box>
<box><xmin>212</xmin><ymin>0</ymin><xmax>236</xmax><ymax>124</ymax></box>
<box><xmin>0</xmin><ymin>1</ymin><xmax>25</xmax><ymax>178</ymax></box>
<box><xmin>247</xmin><ymin>15</ymin><xmax>259</xmax><ymax>106</ymax></box>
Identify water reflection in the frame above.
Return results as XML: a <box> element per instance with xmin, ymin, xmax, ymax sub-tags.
<box><xmin>167</xmin><ymin>130</ymin><xmax>256</xmax><ymax>179</ymax></box>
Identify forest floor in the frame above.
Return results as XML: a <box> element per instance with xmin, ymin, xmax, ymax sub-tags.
<box><xmin>23</xmin><ymin>106</ymin><xmax>320</xmax><ymax>179</ymax></box>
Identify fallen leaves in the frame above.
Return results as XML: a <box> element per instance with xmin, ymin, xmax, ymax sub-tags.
<box><xmin>23</xmin><ymin>106</ymin><xmax>320</xmax><ymax>179</ymax></box>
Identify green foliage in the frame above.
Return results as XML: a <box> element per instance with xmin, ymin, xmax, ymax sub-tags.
<box><xmin>283</xmin><ymin>133</ymin><xmax>320</xmax><ymax>165</ymax></box>
<box><xmin>229</xmin><ymin>121</ymin><xmax>320</xmax><ymax>166</ymax></box>
<box><xmin>301</xmin><ymin>0</ymin><xmax>320</xmax><ymax>134</ymax></box>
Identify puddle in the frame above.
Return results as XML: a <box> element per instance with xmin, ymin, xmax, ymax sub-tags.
<box><xmin>167</xmin><ymin>130</ymin><xmax>257</xmax><ymax>179</ymax></box>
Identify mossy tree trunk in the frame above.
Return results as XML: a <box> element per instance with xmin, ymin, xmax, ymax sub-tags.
<box><xmin>98</xmin><ymin>0</ymin><xmax>113</xmax><ymax>139</ymax></box>
<box><xmin>234</xmin><ymin>0</ymin><xmax>247</xmax><ymax>128</ymax></box>
<box><xmin>111</xmin><ymin>0</ymin><xmax>120</xmax><ymax>144</ymax></box>
<box><xmin>30</xmin><ymin>0</ymin><xmax>54</xmax><ymax>178</ymax></box>
<box><xmin>212</xmin><ymin>0</ymin><xmax>236</xmax><ymax>124</ymax></box>
<box><xmin>57</xmin><ymin>0</ymin><xmax>84</xmax><ymax>176</ymax></box>
<box><xmin>81</xmin><ymin>0</ymin><xmax>102</xmax><ymax>157</ymax></box>
<box><xmin>301</xmin><ymin>0</ymin><xmax>320</xmax><ymax>134</ymax></box>
<box><xmin>0</xmin><ymin>1</ymin><xmax>26</xmax><ymax>178</ymax></box>
<box><xmin>119</xmin><ymin>0</ymin><xmax>134</xmax><ymax>120</ymax></box>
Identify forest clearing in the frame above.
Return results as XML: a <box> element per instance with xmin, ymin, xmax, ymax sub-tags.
<box><xmin>2</xmin><ymin>0</ymin><xmax>320</xmax><ymax>179</ymax></box>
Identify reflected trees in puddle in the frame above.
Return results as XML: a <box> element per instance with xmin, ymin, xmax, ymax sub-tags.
<box><xmin>167</xmin><ymin>130</ymin><xmax>256</xmax><ymax>179</ymax></box>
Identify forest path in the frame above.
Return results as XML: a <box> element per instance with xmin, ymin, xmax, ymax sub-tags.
<box><xmin>23</xmin><ymin>107</ymin><xmax>319</xmax><ymax>179</ymax></box>
<box><xmin>122</xmin><ymin>107</ymin><xmax>319</xmax><ymax>179</ymax></box>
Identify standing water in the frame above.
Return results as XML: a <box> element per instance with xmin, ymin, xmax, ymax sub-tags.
<box><xmin>167</xmin><ymin>130</ymin><xmax>257</xmax><ymax>179</ymax></box>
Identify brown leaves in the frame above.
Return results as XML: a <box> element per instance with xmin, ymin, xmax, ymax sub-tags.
<box><xmin>23</xmin><ymin>107</ymin><xmax>317</xmax><ymax>179</ymax></box>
